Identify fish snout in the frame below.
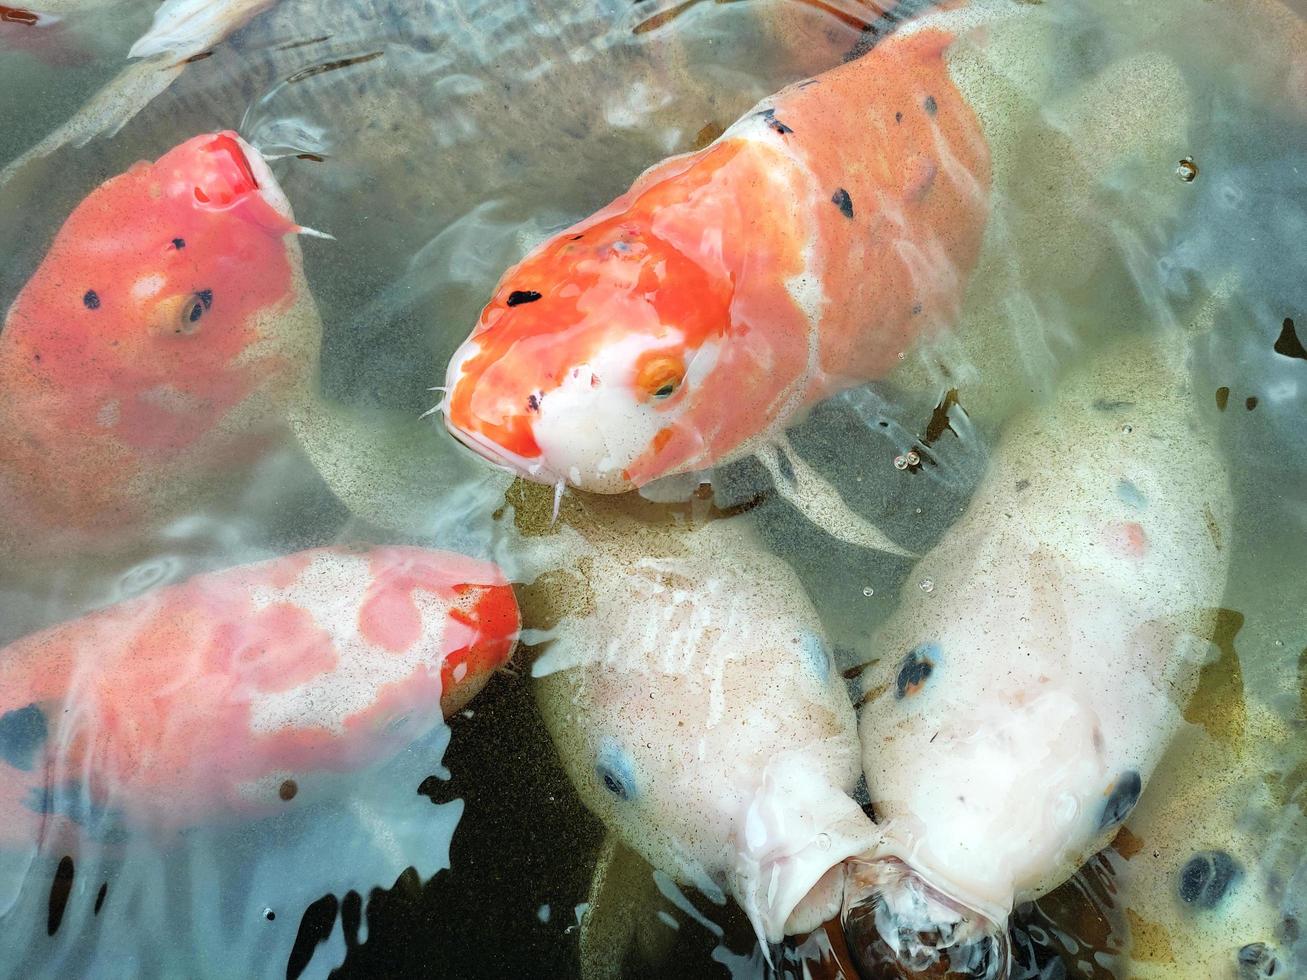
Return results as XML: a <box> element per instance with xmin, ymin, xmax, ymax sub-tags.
<box><xmin>443</xmin><ymin>343</ymin><xmax>644</xmax><ymax>493</ymax></box>
<box><xmin>842</xmin><ymin>857</ymin><xmax>1009</xmax><ymax>980</ymax></box>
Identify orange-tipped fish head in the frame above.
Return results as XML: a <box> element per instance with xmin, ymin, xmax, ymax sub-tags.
<box><xmin>444</xmin><ymin>210</ymin><xmax>735</xmax><ymax>493</ymax></box>
<box><xmin>0</xmin><ymin>131</ymin><xmax>323</xmax><ymax>539</ymax></box>
<box><xmin>1</xmin><ymin>131</ymin><xmax>317</xmax><ymax>455</ymax></box>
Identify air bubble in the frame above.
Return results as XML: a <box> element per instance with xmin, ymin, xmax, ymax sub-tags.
<box><xmin>894</xmin><ymin>455</ymin><xmax>909</xmax><ymax>470</ymax></box>
<box><xmin>1120</xmin><ymin>424</ymin><xmax>1134</xmax><ymax>434</ymax></box>
<box><xmin>261</xmin><ymin>907</ymin><xmax>275</xmax><ymax>922</ymax></box>
<box><xmin>919</xmin><ymin>579</ymin><xmax>935</xmax><ymax>594</ymax></box>
<box><xmin>862</xmin><ymin>586</ymin><xmax>875</xmax><ymax>597</ymax></box>
<box><xmin>817</xmin><ymin>833</ymin><xmax>831</xmax><ymax>851</ymax></box>
<box><xmin>1176</xmin><ymin>157</ymin><xmax>1199</xmax><ymax>182</ymax></box>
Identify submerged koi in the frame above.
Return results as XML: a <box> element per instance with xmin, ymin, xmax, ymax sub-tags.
<box><xmin>845</xmin><ymin>336</ymin><xmax>1231</xmax><ymax>977</ymax></box>
<box><xmin>444</xmin><ymin>2</ymin><xmax>993</xmax><ymax>495</ymax></box>
<box><xmin>526</xmin><ymin>495</ymin><xmax>877</xmax><ymax>947</ymax></box>
<box><xmin>0</xmin><ymin>130</ymin><xmax>321</xmax><ymax>552</ymax></box>
<box><xmin>0</xmin><ymin>546</ymin><xmax>518</xmax><ymax>848</ymax></box>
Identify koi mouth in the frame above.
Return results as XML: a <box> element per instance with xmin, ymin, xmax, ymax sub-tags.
<box><xmin>842</xmin><ymin>857</ymin><xmax>1009</xmax><ymax>980</ymax></box>
<box><xmin>190</xmin><ymin>131</ymin><xmax>299</xmax><ymax>233</ymax></box>
<box><xmin>443</xmin><ymin>411</ymin><xmax>553</xmax><ymax>483</ymax></box>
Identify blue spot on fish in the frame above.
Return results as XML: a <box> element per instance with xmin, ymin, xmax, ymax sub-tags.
<box><xmin>595</xmin><ymin>738</ymin><xmax>638</xmax><ymax>802</ymax></box>
<box><xmin>895</xmin><ymin>644</ymin><xmax>938</xmax><ymax>699</ymax></box>
<box><xmin>24</xmin><ymin>782</ymin><xmax>126</xmax><ymax>841</ymax></box>
<box><xmin>1098</xmin><ymin>770</ymin><xmax>1142</xmax><ymax>831</ymax></box>
<box><xmin>1116</xmin><ymin>478</ymin><xmax>1147</xmax><ymax>509</ymax></box>
<box><xmin>798</xmin><ymin>630</ymin><xmax>833</xmax><ymax>680</ymax></box>
<box><xmin>0</xmin><ymin>704</ymin><xmax>47</xmax><ymax>771</ymax></box>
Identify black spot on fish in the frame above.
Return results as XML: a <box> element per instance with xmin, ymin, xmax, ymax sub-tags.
<box><xmin>923</xmin><ymin>95</ymin><xmax>938</xmax><ymax>115</ymax></box>
<box><xmin>82</xmin><ymin>289</ymin><xmax>100</xmax><ymax>310</ymax></box>
<box><xmin>0</xmin><ymin>703</ymin><xmax>47</xmax><ymax>771</ymax></box>
<box><xmin>832</xmin><ymin>188</ymin><xmax>854</xmax><ymax>219</ymax></box>
<box><xmin>757</xmin><ymin>108</ymin><xmax>793</xmax><ymax>135</ymax></box>
<box><xmin>895</xmin><ymin>644</ymin><xmax>937</xmax><ymax>699</ymax></box>
<box><xmin>1015</xmin><ymin>478</ymin><xmax>1030</xmax><ymax>491</ymax></box>
<box><xmin>507</xmin><ymin>290</ymin><xmax>542</xmax><ymax>307</ymax></box>
<box><xmin>798</xmin><ymin>79</ymin><xmax>819</xmax><ymax>89</ymax></box>
<box><xmin>1245</xmin><ymin>396</ymin><xmax>1258</xmax><ymax>411</ymax></box>
<box><xmin>1216</xmin><ymin>386</ymin><xmax>1230</xmax><ymax>411</ymax></box>
<box><xmin>1098</xmin><ymin>770</ymin><xmax>1142</xmax><ymax>831</ymax></box>
<box><xmin>94</xmin><ymin>882</ymin><xmax>108</xmax><ymax>915</ymax></box>
<box><xmin>569</xmin><ymin>233</ymin><xmax>584</xmax><ymax>241</ymax></box>
<box><xmin>895</xmin><ymin>111</ymin><xmax>903</xmax><ymax>124</ymax></box>
<box><xmin>279</xmin><ymin>779</ymin><xmax>298</xmax><ymax>801</ymax></box>
<box><xmin>1093</xmin><ymin>399</ymin><xmax>1135</xmax><ymax>412</ymax></box>
<box><xmin>1178</xmin><ymin>850</ymin><xmax>1243</xmax><ymax>909</ymax></box>
<box><xmin>47</xmin><ymin>856</ymin><xmax>74</xmax><ymax>936</ymax></box>
<box><xmin>526</xmin><ymin>393</ymin><xmax>540</xmax><ymax>413</ymax></box>
<box><xmin>911</xmin><ymin>302</ymin><xmax>923</xmax><ymax>316</ymax></box>
<box><xmin>264</xmin><ymin>908</ymin><xmax>277</xmax><ymax>921</ymax></box>
<box><xmin>1275</xmin><ymin>317</ymin><xmax>1306</xmax><ymax>360</ymax></box>
<box><xmin>197</xmin><ymin>289</ymin><xmax>213</xmax><ymax>310</ymax></box>
<box><xmin>171</xmin><ymin>238</ymin><xmax>185</xmax><ymax>249</ymax></box>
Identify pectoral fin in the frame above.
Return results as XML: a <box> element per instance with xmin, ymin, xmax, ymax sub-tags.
<box><xmin>579</xmin><ymin>836</ymin><xmax>675</xmax><ymax>980</ymax></box>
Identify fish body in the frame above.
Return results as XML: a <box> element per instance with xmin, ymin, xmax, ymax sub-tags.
<box><xmin>846</xmin><ymin>338</ymin><xmax>1232</xmax><ymax>976</ymax></box>
<box><xmin>445</xmin><ymin>5</ymin><xmax>995</xmax><ymax>492</ymax></box>
<box><xmin>524</xmin><ymin>494</ymin><xmax>876</xmax><ymax>944</ymax></box>
<box><xmin>1111</xmin><ymin>706</ymin><xmax>1299</xmax><ymax>979</ymax></box>
<box><xmin>0</xmin><ymin>131</ymin><xmax>320</xmax><ymax>554</ymax></box>
<box><xmin>0</xmin><ymin>545</ymin><xmax>517</xmax><ymax>848</ymax></box>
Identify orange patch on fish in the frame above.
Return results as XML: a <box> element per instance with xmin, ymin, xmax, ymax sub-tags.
<box><xmin>1105</xmin><ymin>521</ymin><xmax>1149</xmax><ymax>558</ymax></box>
<box><xmin>0</xmin><ymin>547</ymin><xmax>518</xmax><ymax>844</ymax></box>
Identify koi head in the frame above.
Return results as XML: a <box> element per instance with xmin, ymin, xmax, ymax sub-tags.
<box><xmin>1</xmin><ymin>131</ymin><xmax>317</xmax><ymax>458</ymax></box>
<box><xmin>444</xmin><ymin>173</ymin><xmax>739</xmax><ymax>494</ymax></box>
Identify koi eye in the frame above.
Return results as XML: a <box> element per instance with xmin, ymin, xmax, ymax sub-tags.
<box><xmin>635</xmin><ymin>354</ymin><xmax>686</xmax><ymax>402</ymax></box>
<box><xmin>595</xmin><ymin>738</ymin><xmax>637</xmax><ymax>802</ymax></box>
<box><xmin>177</xmin><ymin>290</ymin><xmax>213</xmax><ymax>334</ymax></box>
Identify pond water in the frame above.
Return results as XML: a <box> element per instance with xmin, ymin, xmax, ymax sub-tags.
<box><xmin>0</xmin><ymin>0</ymin><xmax>1304</xmax><ymax>977</ymax></box>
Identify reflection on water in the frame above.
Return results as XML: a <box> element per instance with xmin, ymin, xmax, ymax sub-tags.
<box><xmin>0</xmin><ymin>0</ymin><xmax>1304</xmax><ymax>976</ymax></box>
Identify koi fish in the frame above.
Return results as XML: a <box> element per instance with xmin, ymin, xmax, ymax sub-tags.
<box><xmin>0</xmin><ymin>130</ymin><xmax>321</xmax><ymax>554</ymax></box>
<box><xmin>524</xmin><ymin>492</ymin><xmax>877</xmax><ymax>948</ymax></box>
<box><xmin>844</xmin><ymin>336</ymin><xmax>1231</xmax><ymax>977</ymax></box>
<box><xmin>1110</xmin><ymin>703</ymin><xmax>1299</xmax><ymax>979</ymax></box>
<box><xmin>443</xmin><ymin>2</ymin><xmax>996</xmax><ymax>504</ymax></box>
<box><xmin>0</xmin><ymin>545</ymin><xmax>517</xmax><ymax>849</ymax></box>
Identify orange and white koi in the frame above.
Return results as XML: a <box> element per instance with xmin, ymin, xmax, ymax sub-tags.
<box><xmin>0</xmin><ymin>130</ymin><xmax>321</xmax><ymax>553</ymax></box>
<box><xmin>443</xmin><ymin>2</ymin><xmax>994</xmax><ymax>503</ymax></box>
<box><xmin>0</xmin><ymin>545</ymin><xmax>518</xmax><ymax>848</ymax></box>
